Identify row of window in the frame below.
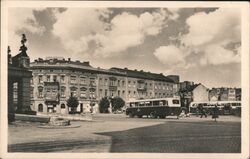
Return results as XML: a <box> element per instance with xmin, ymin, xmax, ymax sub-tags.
<box><xmin>35</xmin><ymin>86</ymin><xmax>172</xmax><ymax>99</ymax></box>
<box><xmin>37</xmin><ymin>75</ymin><xmax>96</xmax><ymax>85</ymax></box>
<box><xmin>36</xmin><ymin>75</ymin><xmax>173</xmax><ymax>90</ymax></box>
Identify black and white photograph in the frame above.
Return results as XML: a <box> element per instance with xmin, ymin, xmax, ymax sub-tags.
<box><xmin>1</xmin><ymin>1</ymin><xmax>249</xmax><ymax>159</ymax></box>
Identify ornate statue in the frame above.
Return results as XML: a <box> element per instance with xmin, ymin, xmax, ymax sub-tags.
<box><xmin>19</xmin><ymin>34</ymin><xmax>28</xmax><ymax>55</ymax></box>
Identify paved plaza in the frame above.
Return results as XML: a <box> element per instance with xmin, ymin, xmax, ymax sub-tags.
<box><xmin>8</xmin><ymin>114</ymin><xmax>241</xmax><ymax>153</ymax></box>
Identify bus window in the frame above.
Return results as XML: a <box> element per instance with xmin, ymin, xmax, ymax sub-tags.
<box><xmin>153</xmin><ymin>101</ymin><xmax>159</xmax><ymax>106</ymax></box>
<box><xmin>139</xmin><ymin>102</ymin><xmax>145</xmax><ymax>107</ymax></box>
<box><xmin>159</xmin><ymin>100</ymin><xmax>167</xmax><ymax>106</ymax></box>
<box><xmin>130</xmin><ymin>103</ymin><xmax>135</xmax><ymax>107</ymax></box>
<box><xmin>232</xmin><ymin>103</ymin><xmax>237</xmax><ymax>106</ymax></box>
<box><xmin>159</xmin><ymin>101</ymin><xmax>163</xmax><ymax>106</ymax></box>
<box><xmin>172</xmin><ymin>100</ymin><xmax>179</xmax><ymax>104</ymax></box>
<box><xmin>145</xmin><ymin>101</ymin><xmax>152</xmax><ymax>106</ymax></box>
<box><xmin>135</xmin><ymin>102</ymin><xmax>139</xmax><ymax>107</ymax></box>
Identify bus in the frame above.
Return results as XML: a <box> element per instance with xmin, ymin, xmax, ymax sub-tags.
<box><xmin>125</xmin><ymin>97</ymin><xmax>181</xmax><ymax>119</ymax></box>
<box><xmin>189</xmin><ymin>101</ymin><xmax>241</xmax><ymax>116</ymax></box>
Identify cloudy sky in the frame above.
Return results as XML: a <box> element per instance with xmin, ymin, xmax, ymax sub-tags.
<box><xmin>8</xmin><ymin>7</ymin><xmax>241</xmax><ymax>88</ymax></box>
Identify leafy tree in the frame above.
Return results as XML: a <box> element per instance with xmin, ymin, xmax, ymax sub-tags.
<box><xmin>67</xmin><ymin>96</ymin><xmax>79</xmax><ymax>114</ymax></box>
<box><xmin>99</xmin><ymin>97</ymin><xmax>110</xmax><ymax>113</ymax></box>
<box><xmin>111</xmin><ymin>97</ymin><xmax>125</xmax><ymax>112</ymax></box>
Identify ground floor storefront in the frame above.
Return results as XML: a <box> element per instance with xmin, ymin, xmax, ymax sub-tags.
<box><xmin>31</xmin><ymin>100</ymin><xmax>99</xmax><ymax>115</ymax></box>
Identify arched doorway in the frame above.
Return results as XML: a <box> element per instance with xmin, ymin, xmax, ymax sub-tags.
<box><xmin>61</xmin><ymin>103</ymin><xmax>66</xmax><ymax>114</ymax></box>
<box><xmin>38</xmin><ymin>104</ymin><xmax>43</xmax><ymax>112</ymax></box>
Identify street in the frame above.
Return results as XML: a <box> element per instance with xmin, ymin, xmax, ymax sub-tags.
<box><xmin>8</xmin><ymin>114</ymin><xmax>241</xmax><ymax>153</ymax></box>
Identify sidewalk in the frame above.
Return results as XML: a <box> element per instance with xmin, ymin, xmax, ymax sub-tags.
<box><xmin>177</xmin><ymin>114</ymin><xmax>241</xmax><ymax>122</ymax></box>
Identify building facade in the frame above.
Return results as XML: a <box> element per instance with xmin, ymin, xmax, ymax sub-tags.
<box><xmin>192</xmin><ymin>84</ymin><xmax>209</xmax><ymax>102</ymax></box>
<box><xmin>30</xmin><ymin>57</ymin><xmax>177</xmax><ymax>114</ymax></box>
<box><xmin>209</xmin><ymin>87</ymin><xmax>241</xmax><ymax>101</ymax></box>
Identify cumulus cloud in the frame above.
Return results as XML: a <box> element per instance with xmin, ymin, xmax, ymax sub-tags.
<box><xmin>167</xmin><ymin>8</ymin><xmax>181</xmax><ymax>20</ymax></box>
<box><xmin>182</xmin><ymin>8</ymin><xmax>240</xmax><ymax>46</ymax></box>
<box><xmin>52</xmin><ymin>8</ymin><xmax>170</xmax><ymax>57</ymax></box>
<box><xmin>8</xmin><ymin>8</ymin><xmax>45</xmax><ymax>54</ymax></box>
<box><xmin>153</xmin><ymin>45</ymin><xmax>185</xmax><ymax>66</ymax></box>
<box><xmin>182</xmin><ymin>8</ymin><xmax>241</xmax><ymax>65</ymax></box>
<box><xmin>154</xmin><ymin>8</ymin><xmax>241</xmax><ymax>68</ymax></box>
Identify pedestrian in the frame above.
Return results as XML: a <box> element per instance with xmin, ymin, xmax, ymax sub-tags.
<box><xmin>200</xmin><ymin>105</ymin><xmax>207</xmax><ymax>118</ymax></box>
<box><xmin>196</xmin><ymin>104</ymin><xmax>201</xmax><ymax>117</ymax></box>
<box><xmin>212</xmin><ymin>105</ymin><xmax>219</xmax><ymax>122</ymax></box>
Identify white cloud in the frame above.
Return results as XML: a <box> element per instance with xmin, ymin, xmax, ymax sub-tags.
<box><xmin>203</xmin><ymin>45</ymin><xmax>241</xmax><ymax>65</ymax></box>
<box><xmin>8</xmin><ymin>8</ymin><xmax>45</xmax><ymax>55</ymax></box>
<box><xmin>153</xmin><ymin>8</ymin><xmax>241</xmax><ymax>68</ymax></box>
<box><xmin>181</xmin><ymin>8</ymin><xmax>241</xmax><ymax>65</ymax></box>
<box><xmin>153</xmin><ymin>45</ymin><xmax>185</xmax><ymax>66</ymax></box>
<box><xmin>167</xmin><ymin>8</ymin><xmax>181</xmax><ymax>20</ymax></box>
<box><xmin>182</xmin><ymin>8</ymin><xmax>240</xmax><ymax>46</ymax></box>
<box><xmin>52</xmin><ymin>8</ymin><xmax>170</xmax><ymax>58</ymax></box>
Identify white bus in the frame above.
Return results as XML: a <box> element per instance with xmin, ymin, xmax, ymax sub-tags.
<box><xmin>189</xmin><ymin>101</ymin><xmax>241</xmax><ymax>115</ymax></box>
<box><xmin>125</xmin><ymin>97</ymin><xmax>181</xmax><ymax>118</ymax></box>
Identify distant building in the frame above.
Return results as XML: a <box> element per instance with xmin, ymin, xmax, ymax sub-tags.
<box><xmin>179</xmin><ymin>82</ymin><xmax>209</xmax><ymax>109</ymax></box>
<box><xmin>192</xmin><ymin>84</ymin><xmax>209</xmax><ymax>102</ymax></box>
<box><xmin>209</xmin><ymin>87</ymin><xmax>241</xmax><ymax>101</ymax></box>
<box><xmin>30</xmin><ymin>57</ymin><xmax>177</xmax><ymax>115</ymax></box>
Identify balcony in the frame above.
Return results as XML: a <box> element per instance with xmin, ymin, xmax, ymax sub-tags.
<box><xmin>109</xmin><ymin>85</ymin><xmax>117</xmax><ymax>91</ymax></box>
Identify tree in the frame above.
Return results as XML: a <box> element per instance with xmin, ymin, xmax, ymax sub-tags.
<box><xmin>99</xmin><ymin>97</ymin><xmax>110</xmax><ymax>113</ymax></box>
<box><xmin>67</xmin><ymin>96</ymin><xmax>79</xmax><ymax>114</ymax></box>
<box><xmin>111</xmin><ymin>97</ymin><xmax>125</xmax><ymax>112</ymax></box>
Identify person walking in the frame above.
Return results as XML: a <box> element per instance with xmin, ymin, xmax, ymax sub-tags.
<box><xmin>200</xmin><ymin>105</ymin><xmax>207</xmax><ymax>118</ymax></box>
<box><xmin>212</xmin><ymin>105</ymin><xmax>219</xmax><ymax>122</ymax></box>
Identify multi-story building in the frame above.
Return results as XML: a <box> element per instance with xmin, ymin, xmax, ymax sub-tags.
<box><xmin>179</xmin><ymin>82</ymin><xmax>209</xmax><ymax>109</ymax></box>
<box><xmin>30</xmin><ymin>57</ymin><xmax>177</xmax><ymax>114</ymax></box>
<box><xmin>208</xmin><ymin>87</ymin><xmax>241</xmax><ymax>101</ymax></box>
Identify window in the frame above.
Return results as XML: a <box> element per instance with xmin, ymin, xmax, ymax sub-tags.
<box><xmin>173</xmin><ymin>100</ymin><xmax>180</xmax><ymax>104</ymax></box>
<box><xmin>70</xmin><ymin>87</ymin><xmax>77</xmax><ymax>97</ymax></box>
<box><xmin>104</xmin><ymin>79</ymin><xmax>108</xmax><ymax>86</ymax></box>
<box><xmin>99</xmin><ymin>78</ymin><xmax>103</xmax><ymax>84</ymax></box>
<box><xmin>109</xmin><ymin>79</ymin><xmax>116</xmax><ymax>86</ymax></box>
<box><xmin>38</xmin><ymin>86</ymin><xmax>43</xmax><ymax>98</ymax></box>
<box><xmin>118</xmin><ymin>90</ymin><xmax>120</xmax><ymax>96</ymax></box>
<box><xmin>117</xmin><ymin>80</ymin><xmax>120</xmax><ymax>86</ymax></box>
<box><xmin>90</xmin><ymin>78</ymin><xmax>96</xmax><ymax>86</ymax></box>
<box><xmin>61</xmin><ymin>87</ymin><xmax>66</xmax><ymax>98</ymax></box>
<box><xmin>80</xmin><ymin>76</ymin><xmax>86</xmax><ymax>85</ymax></box>
<box><xmin>38</xmin><ymin>104</ymin><xmax>43</xmax><ymax>112</ymax></box>
<box><xmin>61</xmin><ymin>104</ymin><xmax>66</xmax><ymax>109</ymax></box>
<box><xmin>46</xmin><ymin>75</ymin><xmax>50</xmax><ymax>82</ymax></box>
<box><xmin>70</xmin><ymin>76</ymin><xmax>77</xmax><ymax>84</ymax></box>
<box><xmin>80</xmin><ymin>87</ymin><xmax>87</xmax><ymax>98</ymax></box>
<box><xmin>61</xmin><ymin>75</ymin><xmax>65</xmax><ymax>83</ymax></box>
<box><xmin>159</xmin><ymin>100</ymin><xmax>167</xmax><ymax>106</ymax></box>
<box><xmin>128</xmin><ymin>81</ymin><xmax>131</xmax><ymax>87</ymax></box>
<box><xmin>153</xmin><ymin>101</ymin><xmax>159</xmax><ymax>106</ymax></box>
<box><xmin>53</xmin><ymin>75</ymin><xmax>57</xmax><ymax>82</ymax></box>
<box><xmin>38</xmin><ymin>75</ymin><xmax>43</xmax><ymax>83</ymax></box>
<box><xmin>122</xmin><ymin>81</ymin><xmax>125</xmax><ymax>86</ymax></box>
